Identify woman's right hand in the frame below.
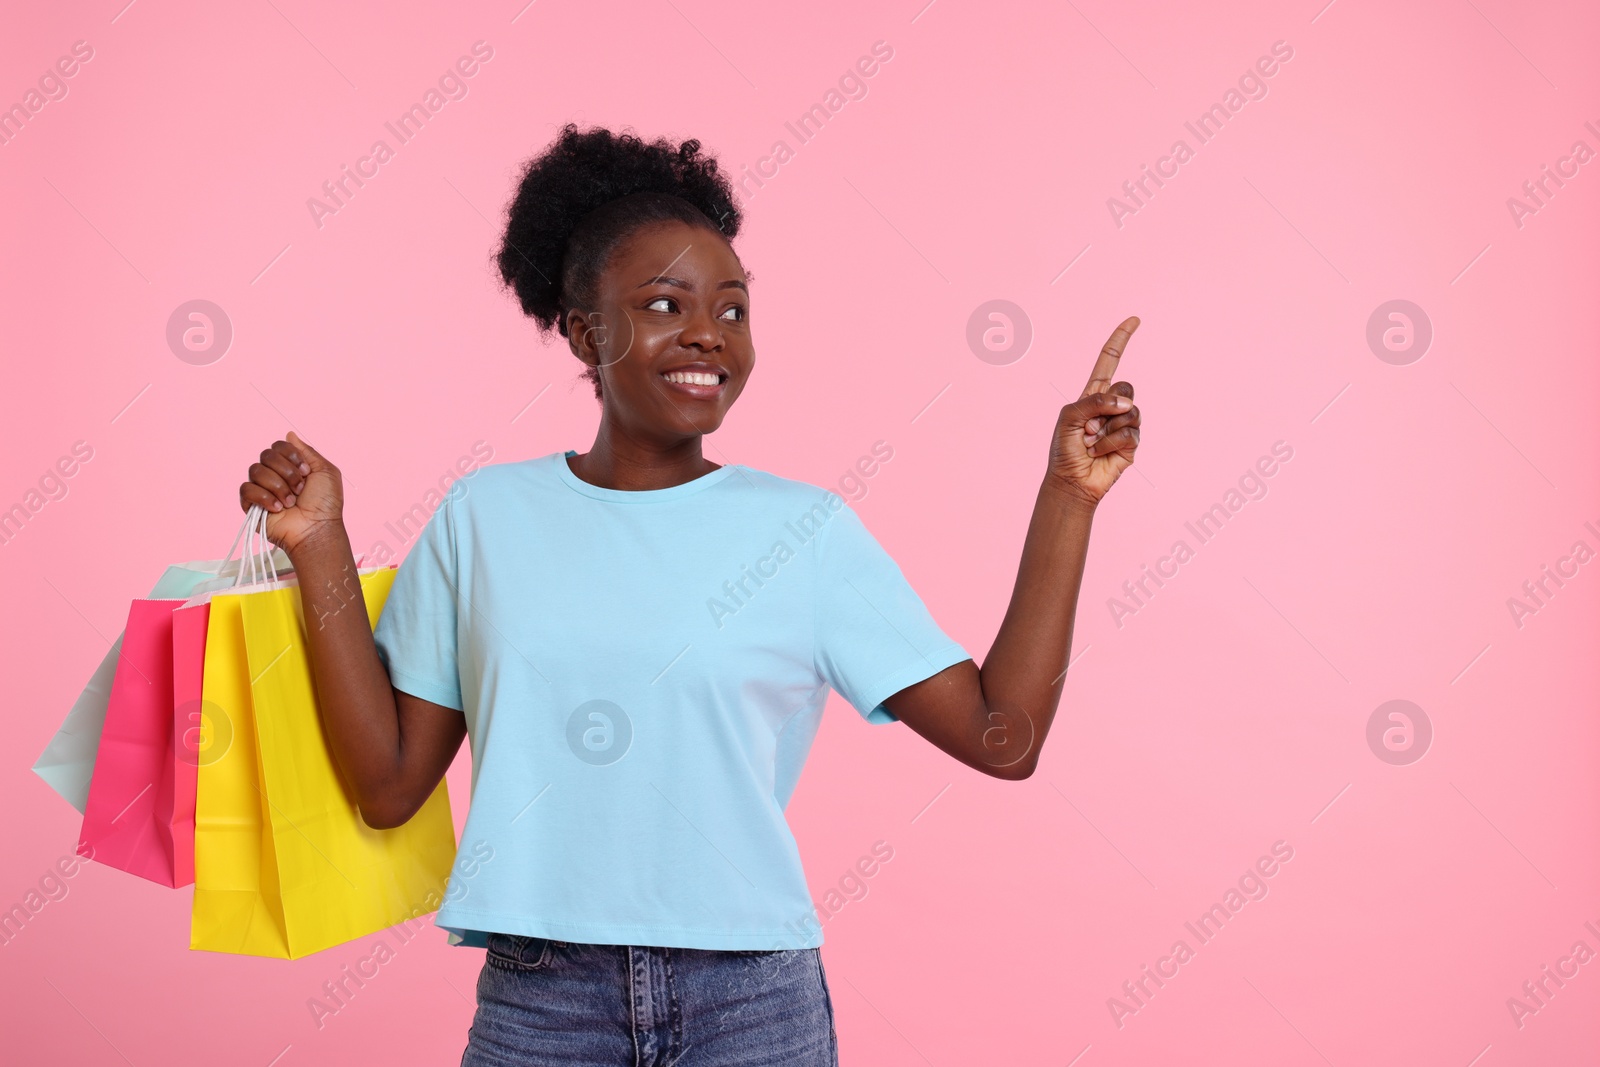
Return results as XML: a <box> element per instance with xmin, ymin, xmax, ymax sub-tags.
<box><xmin>239</xmin><ymin>429</ymin><xmax>345</xmax><ymax>557</ymax></box>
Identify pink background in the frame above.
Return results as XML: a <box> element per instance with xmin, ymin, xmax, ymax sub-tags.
<box><xmin>3</xmin><ymin>0</ymin><xmax>1598</xmax><ymax>1062</ymax></box>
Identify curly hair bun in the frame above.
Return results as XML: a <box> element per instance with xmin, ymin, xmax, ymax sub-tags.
<box><xmin>495</xmin><ymin>124</ymin><xmax>742</xmax><ymax>346</ymax></box>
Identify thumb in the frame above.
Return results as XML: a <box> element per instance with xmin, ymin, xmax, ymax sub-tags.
<box><xmin>1062</xmin><ymin>391</ymin><xmax>1130</xmax><ymax>429</ymax></box>
<box><xmin>285</xmin><ymin>429</ymin><xmax>332</xmax><ymax>473</ymax></box>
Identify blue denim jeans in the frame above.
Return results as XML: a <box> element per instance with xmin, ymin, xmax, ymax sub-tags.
<box><xmin>460</xmin><ymin>933</ymin><xmax>839</xmax><ymax>1065</ymax></box>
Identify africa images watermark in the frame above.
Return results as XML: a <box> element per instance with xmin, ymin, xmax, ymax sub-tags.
<box><xmin>305</xmin><ymin>839</ymin><xmax>494</xmax><ymax>1030</ymax></box>
<box><xmin>1107</xmin><ymin>40</ymin><xmax>1296</xmax><ymax>229</ymax></box>
<box><xmin>733</xmin><ymin>40</ymin><xmax>895</xmax><ymax>202</ymax></box>
<box><xmin>0</xmin><ymin>39</ymin><xmax>95</xmax><ymax>149</ymax></box>
<box><xmin>0</xmin><ymin>843</ymin><xmax>96</xmax><ymax>948</ymax></box>
<box><xmin>705</xmin><ymin>504</ymin><xmax>819</xmax><ymax>629</ymax></box>
<box><xmin>1505</xmin><ymin>119</ymin><xmax>1600</xmax><ymax>231</ymax></box>
<box><xmin>1505</xmin><ymin>917</ymin><xmax>1600</xmax><ymax>1031</ymax></box>
<box><xmin>0</xmin><ymin>440</ymin><xmax>94</xmax><ymax>549</ymax></box>
<box><xmin>706</xmin><ymin>441</ymin><xmax>894</xmax><ymax>630</ymax></box>
<box><xmin>1107</xmin><ymin>839</ymin><xmax>1296</xmax><ymax>1029</ymax></box>
<box><xmin>1106</xmin><ymin>440</ymin><xmax>1294</xmax><ymax>628</ymax></box>
<box><xmin>358</xmin><ymin>439</ymin><xmax>494</xmax><ymax>567</ymax></box>
<box><xmin>744</xmin><ymin>839</ymin><xmax>898</xmax><ymax>959</ymax></box>
<box><xmin>305</xmin><ymin>41</ymin><xmax>495</xmax><ymax>230</ymax></box>
<box><xmin>312</xmin><ymin>439</ymin><xmax>494</xmax><ymax>632</ymax></box>
<box><xmin>1505</xmin><ymin>519</ymin><xmax>1600</xmax><ymax>631</ymax></box>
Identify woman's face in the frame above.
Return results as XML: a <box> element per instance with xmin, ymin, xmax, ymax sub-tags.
<box><xmin>567</xmin><ymin>219</ymin><xmax>752</xmax><ymax>443</ymax></box>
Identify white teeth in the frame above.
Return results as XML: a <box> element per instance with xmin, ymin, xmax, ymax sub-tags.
<box><xmin>661</xmin><ymin>371</ymin><xmax>722</xmax><ymax>386</ymax></box>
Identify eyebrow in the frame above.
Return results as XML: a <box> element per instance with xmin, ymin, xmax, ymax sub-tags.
<box><xmin>635</xmin><ymin>275</ymin><xmax>748</xmax><ymax>294</ymax></box>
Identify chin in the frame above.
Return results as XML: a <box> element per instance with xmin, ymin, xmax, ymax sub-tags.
<box><xmin>676</xmin><ymin>410</ymin><xmax>729</xmax><ymax>435</ymax></box>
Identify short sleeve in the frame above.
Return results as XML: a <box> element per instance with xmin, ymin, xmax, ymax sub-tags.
<box><xmin>372</xmin><ymin>494</ymin><xmax>464</xmax><ymax>712</ymax></box>
<box><xmin>813</xmin><ymin>497</ymin><xmax>971</xmax><ymax>724</ymax></box>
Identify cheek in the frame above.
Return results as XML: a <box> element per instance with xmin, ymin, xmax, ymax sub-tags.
<box><xmin>588</xmin><ymin>323</ymin><xmax>642</xmax><ymax>384</ymax></box>
<box><xmin>596</xmin><ymin>312</ymin><xmax>643</xmax><ymax>367</ymax></box>
<box><xmin>607</xmin><ymin>334</ymin><xmax>676</xmax><ymax>404</ymax></box>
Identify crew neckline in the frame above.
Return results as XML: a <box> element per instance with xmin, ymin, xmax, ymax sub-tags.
<box><xmin>553</xmin><ymin>450</ymin><xmax>740</xmax><ymax>502</ymax></box>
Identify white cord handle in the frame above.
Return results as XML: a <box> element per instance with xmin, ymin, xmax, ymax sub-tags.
<box><xmin>246</xmin><ymin>506</ymin><xmax>262</xmax><ymax>589</ymax></box>
<box><xmin>230</xmin><ymin>504</ymin><xmax>285</xmax><ymax>589</ymax></box>
<box><xmin>260</xmin><ymin>507</ymin><xmax>282</xmax><ymax>586</ymax></box>
<box><xmin>214</xmin><ymin>507</ymin><xmax>256</xmax><ymax>577</ymax></box>
<box><xmin>233</xmin><ymin>506</ymin><xmax>260</xmax><ymax>589</ymax></box>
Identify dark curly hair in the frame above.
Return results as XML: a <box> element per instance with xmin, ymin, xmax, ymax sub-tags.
<box><xmin>495</xmin><ymin>124</ymin><xmax>744</xmax><ymax>400</ymax></box>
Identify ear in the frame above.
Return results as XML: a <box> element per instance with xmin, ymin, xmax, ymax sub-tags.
<box><xmin>565</xmin><ymin>307</ymin><xmax>601</xmax><ymax>370</ymax></box>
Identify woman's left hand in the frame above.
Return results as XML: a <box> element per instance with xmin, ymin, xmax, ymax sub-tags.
<box><xmin>1046</xmin><ymin>316</ymin><xmax>1142</xmax><ymax>507</ymax></box>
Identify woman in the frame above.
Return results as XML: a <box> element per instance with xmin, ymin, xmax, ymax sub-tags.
<box><xmin>239</xmin><ymin>124</ymin><xmax>1141</xmax><ymax>1066</ymax></box>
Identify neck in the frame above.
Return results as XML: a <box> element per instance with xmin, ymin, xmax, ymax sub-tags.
<box><xmin>569</xmin><ymin>421</ymin><xmax>720</xmax><ymax>491</ymax></box>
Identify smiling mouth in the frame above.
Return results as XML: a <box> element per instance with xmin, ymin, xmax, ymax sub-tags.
<box><xmin>658</xmin><ymin>370</ymin><xmax>728</xmax><ymax>397</ymax></box>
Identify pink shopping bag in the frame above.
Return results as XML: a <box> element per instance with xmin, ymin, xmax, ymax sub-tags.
<box><xmin>35</xmin><ymin>508</ymin><xmax>291</xmax><ymax>815</ymax></box>
<box><xmin>168</xmin><ymin>602</ymin><xmax>213</xmax><ymax>887</ymax></box>
<box><xmin>78</xmin><ymin>599</ymin><xmax>192</xmax><ymax>887</ymax></box>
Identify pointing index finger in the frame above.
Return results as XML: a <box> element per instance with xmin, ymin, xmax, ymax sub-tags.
<box><xmin>1081</xmin><ymin>316</ymin><xmax>1141</xmax><ymax>399</ymax></box>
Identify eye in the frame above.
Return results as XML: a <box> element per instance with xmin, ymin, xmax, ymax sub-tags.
<box><xmin>721</xmin><ymin>304</ymin><xmax>747</xmax><ymax>322</ymax></box>
<box><xmin>645</xmin><ymin>296</ymin><xmax>676</xmax><ymax>313</ymax></box>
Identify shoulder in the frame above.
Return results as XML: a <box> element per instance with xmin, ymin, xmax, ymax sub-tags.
<box><xmin>725</xmin><ymin>464</ymin><xmax>869</xmax><ymax>560</ymax></box>
<box><xmin>446</xmin><ymin>453</ymin><xmax>559</xmax><ymax>509</ymax></box>
<box><xmin>725</xmin><ymin>464</ymin><xmax>853</xmax><ymax>517</ymax></box>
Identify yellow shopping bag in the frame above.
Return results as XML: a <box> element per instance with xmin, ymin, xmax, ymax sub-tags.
<box><xmin>191</xmin><ymin>566</ymin><xmax>457</xmax><ymax>959</ymax></box>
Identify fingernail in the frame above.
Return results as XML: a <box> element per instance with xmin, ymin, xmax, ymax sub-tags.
<box><xmin>285</xmin><ymin>494</ymin><xmax>296</xmax><ymax>506</ymax></box>
<box><xmin>271</xmin><ymin>500</ymin><xmax>282</xmax><ymax>511</ymax></box>
<box><xmin>299</xmin><ymin>462</ymin><xmax>310</xmax><ymax>475</ymax></box>
<box><xmin>1117</xmin><ymin>397</ymin><xmax>1131</xmax><ymax>409</ymax></box>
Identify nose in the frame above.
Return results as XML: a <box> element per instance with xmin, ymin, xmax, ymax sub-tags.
<box><xmin>676</xmin><ymin>303</ymin><xmax>725</xmax><ymax>351</ymax></box>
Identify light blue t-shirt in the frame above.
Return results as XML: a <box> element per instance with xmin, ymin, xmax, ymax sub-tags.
<box><xmin>371</xmin><ymin>450</ymin><xmax>970</xmax><ymax>951</ymax></box>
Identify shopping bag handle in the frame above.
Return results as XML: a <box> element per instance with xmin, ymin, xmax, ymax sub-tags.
<box><xmin>215</xmin><ymin>507</ymin><xmax>255</xmax><ymax>575</ymax></box>
<box><xmin>230</xmin><ymin>504</ymin><xmax>284</xmax><ymax>589</ymax></box>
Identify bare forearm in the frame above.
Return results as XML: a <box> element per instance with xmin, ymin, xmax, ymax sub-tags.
<box><xmin>287</xmin><ymin>522</ymin><xmax>405</xmax><ymax>817</ymax></box>
<box><xmin>977</xmin><ymin>476</ymin><xmax>1098</xmax><ymax>772</ymax></box>
<box><xmin>881</xmin><ymin>319</ymin><xmax>1140</xmax><ymax>779</ymax></box>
